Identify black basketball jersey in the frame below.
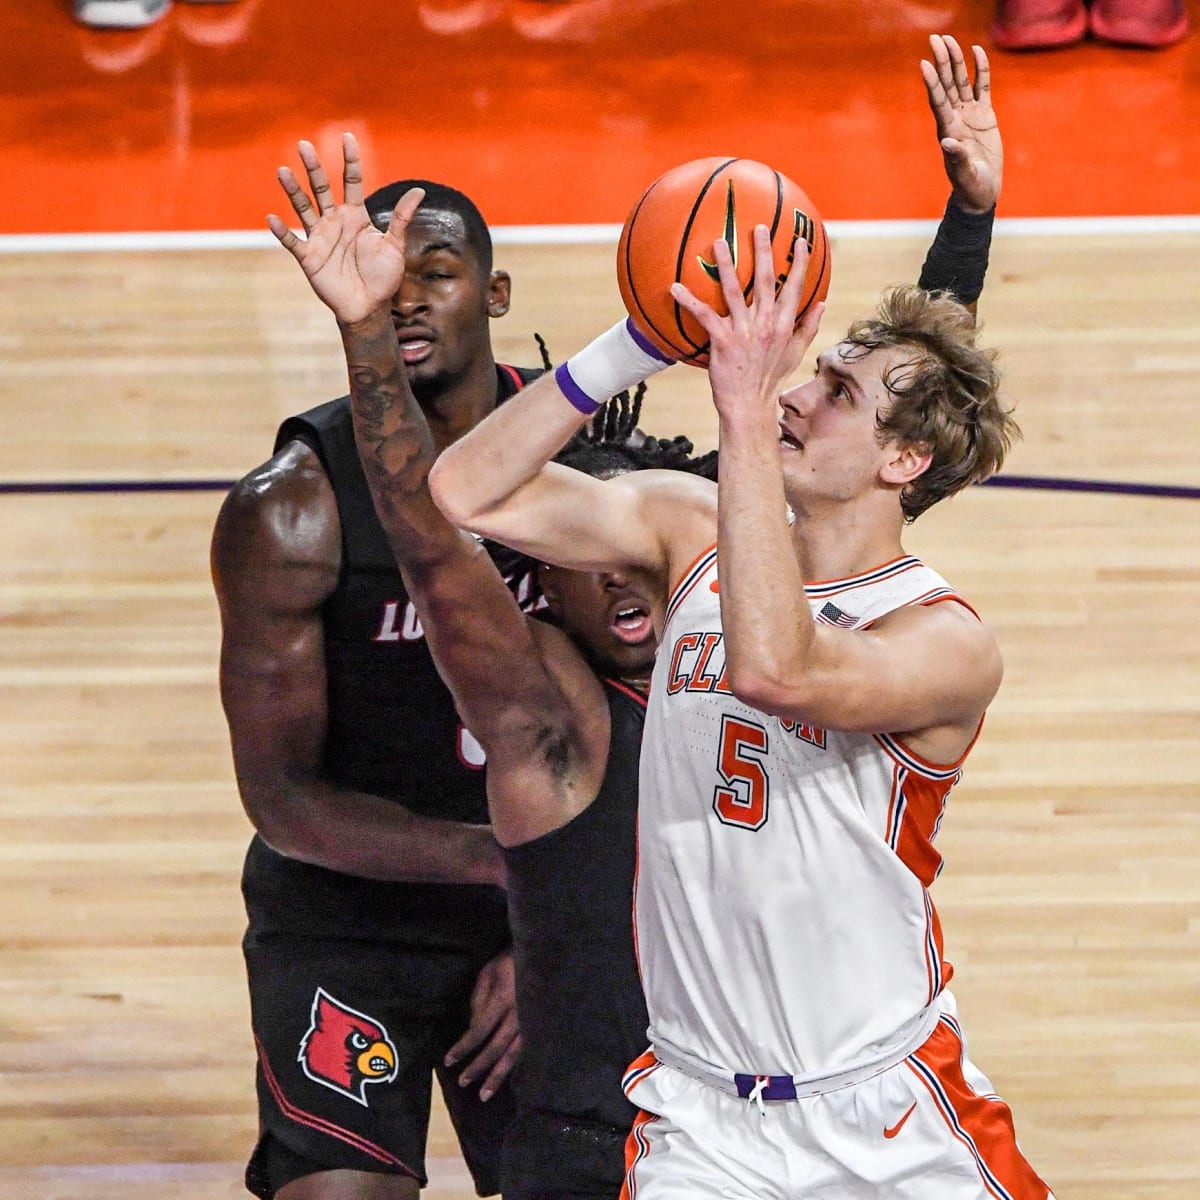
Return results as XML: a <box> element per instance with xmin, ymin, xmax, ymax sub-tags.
<box><xmin>241</xmin><ymin>363</ymin><xmax>542</xmax><ymax>949</ymax></box>
<box><xmin>500</xmin><ymin>679</ymin><xmax>649</xmax><ymax>1193</ymax></box>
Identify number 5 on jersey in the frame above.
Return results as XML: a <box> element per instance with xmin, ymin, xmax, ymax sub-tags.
<box><xmin>713</xmin><ymin>714</ymin><xmax>770</xmax><ymax>830</ymax></box>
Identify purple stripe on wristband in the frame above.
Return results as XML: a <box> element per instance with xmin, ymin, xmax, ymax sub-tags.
<box><xmin>554</xmin><ymin>361</ymin><xmax>602</xmax><ymax>415</ymax></box>
<box><xmin>624</xmin><ymin>317</ymin><xmax>675</xmax><ymax>364</ymax></box>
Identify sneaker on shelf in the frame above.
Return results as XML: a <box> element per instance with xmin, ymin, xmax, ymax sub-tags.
<box><xmin>74</xmin><ymin>0</ymin><xmax>171</xmax><ymax>28</ymax></box>
<box><xmin>1089</xmin><ymin>0</ymin><xmax>1189</xmax><ymax>46</ymax></box>
<box><xmin>992</xmin><ymin>0</ymin><xmax>1087</xmax><ymax>48</ymax></box>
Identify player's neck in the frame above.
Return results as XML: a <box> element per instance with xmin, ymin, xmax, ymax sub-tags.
<box><xmin>418</xmin><ymin>355</ymin><xmax>500</xmax><ymax>453</ymax></box>
<box><xmin>789</xmin><ymin>502</ymin><xmax>906</xmax><ymax>584</ymax></box>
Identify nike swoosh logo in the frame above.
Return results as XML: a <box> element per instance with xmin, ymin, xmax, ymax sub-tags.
<box><xmin>883</xmin><ymin>1101</ymin><xmax>917</xmax><ymax>1139</ymax></box>
<box><xmin>697</xmin><ymin>180</ymin><xmax>738</xmax><ymax>282</ymax></box>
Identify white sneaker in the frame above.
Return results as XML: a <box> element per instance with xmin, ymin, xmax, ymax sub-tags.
<box><xmin>74</xmin><ymin>0</ymin><xmax>171</xmax><ymax>27</ymax></box>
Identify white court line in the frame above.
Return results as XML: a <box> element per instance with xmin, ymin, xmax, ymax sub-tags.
<box><xmin>2</xmin><ymin>214</ymin><xmax>1200</xmax><ymax>254</ymax></box>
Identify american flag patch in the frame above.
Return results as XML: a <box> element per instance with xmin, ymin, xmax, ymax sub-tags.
<box><xmin>816</xmin><ymin>601</ymin><xmax>857</xmax><ymax>628</ymax></box>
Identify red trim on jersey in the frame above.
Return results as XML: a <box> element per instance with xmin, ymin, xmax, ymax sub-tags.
<box><xmin>804</xmin><ymin>554</ymin><xmax>917</xmax><ymax>593</ymax></box>
<box><xmin>916</xmin><ymin>590</ymin><xmax>981</xmax><ymax>621</ymax></box>
<box><xmin>620</xmin><ymin>1108</ymin><xmax>659</xmax><ymax>1200</ymax></box>
<box><xmin>877</xmin><ymin>711</ymin><xmax>985</xmax><ymax>779</ymax></box>
<box><xmin>907</xmin><ymin>1020</ymin><xmax>1053</xmax><ymax>1200</ymax></box>
<box><xmin>663</xmin><ymin>543</ymin><xmax>717</xmax><ymax>633</ymax></box>
<box><xmin>499</xmin><ymin>362</ymin><xmax>525</xmax><ymax>391</ymax></box>
<box><xmin>891</xmin><ymin>768</ymin><xmax>952</xmax><ymax>887</ymax></box>
<box><xmin>859</xmin><ymin>591</ymin><xmax>978</xmax><ymax>636</ymax></box>
<box><xmin>605</xmin><ymin>677</ymin><xmax>650</xmax><ymax>708</ymax></box>
<box><xmin>621</xmin><ymin>1048</ymin><xmax>660</xmax><ymax>1095</ymax></box>
<box><xmin>254</xmin><ymin>1034</ymin><xmax>419</xmax><ymax>1175</ymax></box>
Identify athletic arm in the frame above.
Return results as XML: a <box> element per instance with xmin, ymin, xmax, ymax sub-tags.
<box><xmin>717</xmin><ymin>433</ymin><xmax>1000</xmax><ymax>743</ymax></box>
<box><xmin>210</xmin><ymin>450</ymin><xmax>503</xmax><ymax>885</ymax></box>
<box><xmin>429</xmin><ymin>364</ymin><xmax>685</xmax><ymax>572</ymax></box>
<box><xmin>680</xmin><ymin>229</ymin><xmax>1001</xmax><ymax>752</ymax></box>
<box><xmin>918</xmin><ymin>34</ymin><xmax>1001</xmax><ymax>315</ymax></box>
<box><xmin>340</xmin><ymin>309</ymin><xmax>612</xmax><ymax>847</ymax></box>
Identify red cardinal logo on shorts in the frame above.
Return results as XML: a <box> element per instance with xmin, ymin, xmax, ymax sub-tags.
<box><xmin>298</xmin><ymin>988</ymin><xmax>399</xmax><ymax>1106</ymax></box>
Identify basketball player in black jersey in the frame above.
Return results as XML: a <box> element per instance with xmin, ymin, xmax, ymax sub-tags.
<box><xmin>259</xmin><ymin>132</ymin><xmax>716</xmax><ymax>1200</ymax></box>
<box><xmin>212</xmin><ymin>171</ymin><xmax>537</xmax><ymax>1199</ymax></box>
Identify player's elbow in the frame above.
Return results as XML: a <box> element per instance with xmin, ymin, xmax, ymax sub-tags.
<box><xmin>236</xmin><ymin>775</ymin><xmax>294</xmax><ymax>849</ymax></box>
<box><xmin>428</xmin><ymin>454</ymin><xmax>481</xmax><ymax>530</ymax></box>
<box><xmin>235</xmin><ymin>772</ymin><xmax>324</xmax><ymax>861</ymax></box>
<box><xmin>724</xmin><ymin>660</ymin><xmax>800</xmax><ymax>717</ymax></box>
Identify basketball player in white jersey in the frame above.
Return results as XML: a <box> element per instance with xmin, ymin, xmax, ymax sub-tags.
<box><xmin>430</xmin><ymin>38</ymin><xmax>1052</xmax><ymax>1200</ymax></box>
<box><xmin>430</xmin><ymin>282</ymin><xmax>1053</xmax><ymax>1200</ymax></box>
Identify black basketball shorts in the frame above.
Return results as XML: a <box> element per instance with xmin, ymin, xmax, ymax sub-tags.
<box><xmin>242</xmin><ymin>928</ymin><xmax>515</xmax><ymax>1198</ymax></box>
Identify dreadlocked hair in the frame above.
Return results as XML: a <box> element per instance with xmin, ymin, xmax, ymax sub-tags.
<box><xmin>533</xmin><ymin>332</ymin><xmax>718</xmax><ymax>482</ymax></box>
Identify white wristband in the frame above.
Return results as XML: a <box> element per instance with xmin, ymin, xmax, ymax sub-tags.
<box><xmin>555</xmin><ymin>318</ymin><xmax>675</xmax><ymax>415</ymax></box>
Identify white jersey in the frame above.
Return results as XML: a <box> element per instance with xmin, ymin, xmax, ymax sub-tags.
<box><xmin>637</xmin><ymin>548</ymin><xmax>979</xmax><ymax>1087</ymax></box>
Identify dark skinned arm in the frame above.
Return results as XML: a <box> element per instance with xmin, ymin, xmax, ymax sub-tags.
<box><xmin>210</xmin><ymin>441</ymin><xmax>504</xmax><ymax>886</ymax></box>
<box><xmin>341</xmin><ymin>312</ymin><xmax>610</xmax><ymax>850</ymax></box>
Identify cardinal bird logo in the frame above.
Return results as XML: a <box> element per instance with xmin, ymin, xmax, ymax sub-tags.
<box><xmin>298</xmin><ymin>988</ymin><xmax>399</xmax><ymax>1106</ymax></box>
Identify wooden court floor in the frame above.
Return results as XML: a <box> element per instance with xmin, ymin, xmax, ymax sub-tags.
<box><xmin>1</xmin><ymin>226</ymin><xmax>1198</xmax><ymax>1199</ymax></box>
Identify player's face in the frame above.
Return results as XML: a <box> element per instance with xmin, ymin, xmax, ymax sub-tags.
<box><xmin>376</xmin><ymin>208</ymin><xmax>510</xmax><ymax>400</ymax></box>
<box><xmin>539</xmin><ymin>562</ymin><xmax>661</xmax><ymax>680</ymax></box>
<box><xmin>775</xmin><ymin>342</ymin><xmax>919</xmax><ymax>509</ymax></box>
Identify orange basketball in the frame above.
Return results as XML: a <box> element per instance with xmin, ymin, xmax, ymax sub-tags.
<box><xmin>616</xmin><ymin>156</ymin><xmax>832</xmax><ymax>367</ymax></box>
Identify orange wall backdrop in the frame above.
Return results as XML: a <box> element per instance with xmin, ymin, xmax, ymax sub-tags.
<box><xmin>2</xmin><ymin>0</ymin><xmax>1198</xmax><ymax>234</ymax></box>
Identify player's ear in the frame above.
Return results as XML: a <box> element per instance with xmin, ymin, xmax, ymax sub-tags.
<box><xmin>487</xmin><ymin>270</ymin><xmax>511</xmax><ymax>318</ymax></box>
<box><xmin>881</xmin><ymin>441</ymin><xmax>932</xmax><ymax>487</ymax></box>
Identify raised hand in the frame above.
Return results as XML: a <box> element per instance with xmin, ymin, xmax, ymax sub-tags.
<box><xmin>671</xmin><ymin>226</ymin><xmax>823</xmax><ymax>426</ymax></box>
<box><xmin>921</xmin><ymin>34</ymin><xmax>1002</xmax><ymax>214</ymax></box>
<box><xmin>267</xmin><ymin>132</ymin><xmax>423</xmax><ymax>327</ymax></box>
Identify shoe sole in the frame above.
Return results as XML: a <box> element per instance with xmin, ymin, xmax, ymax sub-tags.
<box><xmin>1089</xmin><ymin>7</ymin><xmax>1189</xmax><ymax>46</ymax></box>
<box><xmin>992</xmin><ymin>5</ymin><xmax>1087</xmax><ymax>48</ymax></box>
<box><xmin>75</xmin><ymin>0</ymin><xmax>170</xmax><ymax>27</ymax></box>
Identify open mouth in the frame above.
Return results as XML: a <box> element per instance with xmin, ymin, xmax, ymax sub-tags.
<box><xmin>610</xmin><ymin>603</ymin><xmax>653</xmax><ymax>645</ymax></box>
<box><xmin>779</xmin><ymin>427</ymin><xmax>803</xmax><ymax>451</ymax></box>
<box><xmin>395</xmin><ymin>328</ymin><xmax>436</xmax><ymax>365</ymax></box>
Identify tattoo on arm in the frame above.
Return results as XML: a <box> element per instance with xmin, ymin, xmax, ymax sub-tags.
<box><xmin>348</xmin><ymin>353</ymin><xmax>434</xmax><ymax>503</ymax></box>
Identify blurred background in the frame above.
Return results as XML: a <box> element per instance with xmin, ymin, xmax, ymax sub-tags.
<box><xmin>3</xmin><ymin>0</ymin><xmax>1200</xmax><ymax>235</ymax></box>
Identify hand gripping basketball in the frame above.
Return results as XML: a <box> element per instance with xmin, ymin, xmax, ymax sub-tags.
<box><xmin>671</xmin><ymin>223</ymin><xmax>825</xmax><ymax>414</ymax></box>
<box><xmin>616</xmin><ymin>156</ymin><xmax>831</xmax><ymax>367</ymax></box>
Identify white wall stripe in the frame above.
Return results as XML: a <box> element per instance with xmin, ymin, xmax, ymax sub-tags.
<box><xmin>3</xmin><ymin>213</ymin><xmax>1200</xmax><ymax>254</ymax></box>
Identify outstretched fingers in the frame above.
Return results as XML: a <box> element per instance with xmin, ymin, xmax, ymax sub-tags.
<box><xmin>971</xmin><ymin>44</ymin><xmax>991</xmax><ymax>104</ymax></box>
<box><xmin>922</xmin><ymin>50</ymin><xmax>953</xmax><ymax>132</ymax></box>
<box><xmin>276</xmin><ymin>164</ymin><xmax>320</xmax><ymax>235</ymax></box>
<box><xmin>266</xmin><ymin>212</ymin><xmax>304</xmax><ymax>257</ymax></box>
<box><xmin>273</xmin><ymin>136</ymin><xmax>352</xmax><ymax>239</ymax></box>
<box><xmin>928</xmin><ymin>34</ymin><xmax>957</xmax><ymax>100</ymax></box>
<box><xmin>670</xmin><ymin>277</ymin><xmax>722</xmax><ymax>339</ymax></box>
<box><xmin>795</xmin><ymin>299</ymin><xmax>825</xmax><ymax>353</ymax></box>
<box><xmin>713</xmin><ymin>236</ymin><xmax>747</xmax><ymax>320</ymax></box>
<box><xmin>383</xmin><ymin>186</ymin><xmax>426</xmax><ymax>256</ymax></box>
<box><xmin>751</xmin><ymin>224</ymin><xmax>778</xmax><ymax>311</ymax></box>
<box><xmin>296</xmin><ymin>139</ymin><xmax>337</xmax><ymax>217</ymax></box>
<box><xmin>340</xmin><ymin>131</ymin><xmax>365</xmax><ymax>208</ymax></box>
<box><xmin>775</xmin><ymin>226</ymin><xmax>809</xmax><ymax>335</ymax></box>
<box><xmin>943</xmin><ymin>35</ymin><xmax>973</xmax><ymax>103</ymax></box>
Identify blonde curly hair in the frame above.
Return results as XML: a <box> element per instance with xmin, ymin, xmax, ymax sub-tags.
<box><xmin>841</xmin><ymin>285</ymin><xmax>1019</xmax><ymax>521</ymax></box>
